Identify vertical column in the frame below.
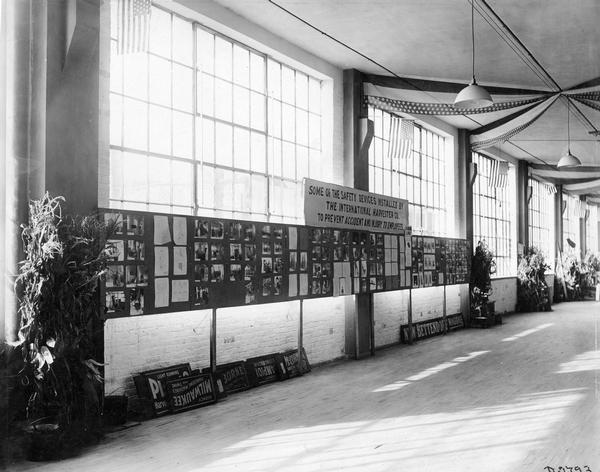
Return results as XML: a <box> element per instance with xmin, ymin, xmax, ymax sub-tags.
<box><xmin>343</xmin><ymin>69</ymin><xmax>373</xmax><ymax>359</ymax></box>
<box><xmin>516</xmin><ymin>160</ymin><xmax>529</xmax><ymax>253</ymax></box>
<box><xmin>4</xmin><ymin>0</ymin><xmax>48</xmax><ymax>343</ymax></box>
<box><xmin>580</xmin><ymin>196</ymin><xmax>587</xmax><ymax>259</ymax></box>
<box><xmin>555</xmin><ymin>185</ymin><xmax>564</xmax><ymax>258</ymax></box>
<box><xmin>456</xmin><ymin>130</ymin><xmax>472</xmax><ymax>324</ymax></box>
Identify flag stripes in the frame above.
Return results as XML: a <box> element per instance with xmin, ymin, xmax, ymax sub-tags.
<box><xmin>544</xmin><ymin>183</ymin><xmax>557</xmax><ymax>195</ymax></box>
<box><xmin>488</xmin><ymin>159</ymin><xmax>509</xmax><ymax>188</ymax></box>
<box><xmin>117</xmin><ymin>0</ymin><xmax>151</xmax><ymax>55</ymax></box>
<box><xmin>388</xmin><ymin>116</ymin><xmax>414</xmax><ymax>161</ymax></box>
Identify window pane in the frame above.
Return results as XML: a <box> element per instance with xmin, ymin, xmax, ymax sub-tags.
<box><xmin>308</xmin><ymin>78</ymin><xmax>320</xmax><ymax>113</ymax></box>
<box><xmin>282</xmin><ymin>141</ymin><xmax>295</xmax><ymax>179</ymax></box>
<box><xmin>233</xmin><ymin>171</ymin><xmax>251</xmax><ymax>213</ymax></box>
<box><xmin>214</xmin><ymin>79</ymin><xmax>232</xmax><ymax>121</ymax></box>
<box><xmin>199</xmin><ymin>73</ymin><xmax>214</xmax><ymax>116</ymax></box>
<box><xmin>149</xmin><ymin>55</ymin><xmax>171</xmax><ymax>107</ymax></box>
<box><xmin>123</xmin><ymin>152</ymin><xmax>148</xmax><ymax>202</ymax></box>
<box><xmin>295</xmin><ymin>72</ymin><xmax>308</xmax><ymax>110</ymax></box>
<box><xmin>149</xmin><ymin>8</ymin><xmax>171</xmax><ymax>59</ymax></box>
<box><xmin>172</xmin><ymin>64</ymin><xmax>193</xmax><ymax>112</ymax></box>
<box><xmin>250</xmin><ymin>53</ymin><xmax>265</xmax><ymax>92</ymax></box>
<box><xmin>251</xmin><ymin>174</ymin><xmax>267</xmax><ymax>214</ymax></box>
<box><xmin>197</xmin><ymin>29</ymin><xmax>214</xmax><ymax>74</ymax></box>
<box><xmin>110</xmin><ymin>93</ymin><xmax>123</xmax><ymax>146</ymax></box>
<box><xmin>250</xmin><ymin>132</ymin><xmax>266</xmax><ymax>173</ymax></box>
<box><xmin>149</xmin><ymin>105</ymin><xmax>171</xmax><ymax>155</ymax></box>
<box><xmin>172</xmin><ymin>160</ymin><xmax>193</xmax><ymax>206</ymax></box>
<box><xmin>215</xmin><ymin>122</ymin><xmax>233</xmax><ymax>167</ymax></box>
<box><xmin>233</xmin><ymin>85</ymin><xmax>250</xmax><ymax>127</ymax></box>
<box><xmin>172</xmin><ymin>16</ymin><xmax>193</xmax><ymax>66</ymax></box>
<box><xmin>200</xmin><ymin>118</ymin><xmax>214</xmax><ymax>163</ymax></box>
<box><xmin>267</xmin><ymin>59</ymin><xmax>281</xmax><ymax>99</ymax></box>
<box><xmin>214</xmin><ymin>37</ymin><xmax>232</xmax><ymax>80</ymax></box>
<box><xmin>109</xmin><ymin>150</ymin><xmax>123</xmax><ymax>200</ymax></box>
<box><xmin>172</xmin><ymin>111</ymin><xmax>193</xmax><ymax>159</ymax></box>
<box><xmin>281</xmin><ymin>66</ymin><xmax>295</xmax><ymax>104</ymax></box>
<box><xmin>148</xmin><ymin>156</ymin><xmax>171</xmax><ymax>203</ymax></box>
<box><xmin>234</xmin><ymin>127</ymin><xmax>250</xmax><ymax>170</ymax></box>
<box><xmin>123</xmin><ymin>98</ymin><xmax>147</xmax><ymax>150</ymax></box>
<box><xmin>123</xmin><ymin>53</ymin><xmax>148</xmax><ymax>100</ymax></box>
<box><xmin>250</xmin><ymin>92</ymin><xmax>265</xmax><ymax>131</ymax></box>
<box><xmin>233</xmin><ymin>44</ymin><xmax>250</xmax><ymax>87</ymax></box>
<box><xmin>215</xmin><ymin>168</ymin><xmax>233</xmax><ymax>210</ymax></box>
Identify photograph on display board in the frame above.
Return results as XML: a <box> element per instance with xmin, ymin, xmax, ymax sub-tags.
<box><xmin>194</xmin><ymin>220</ymin><xmax>209</xmax><ymax>238</ymax></box>
<box><xmin>194</xmin><ymin>264</ymin><xmax>209</xmax><ymax>282</ymax></box>
<box><xmin>195</xmin><ymin>286</ymin><xmax>209</xmax><ymax>306</ymax></box>
<box><xmin>105</xmin><ymin>290</ymin><xmax>126</xmax><ymax>315</ymax></box>
<box><xmin>229</xmin><ymin>222</ymin><xmax>243</xmax><ymax>240</ymax></box>
<box><xmin>127</xmin><ymin>215</ymin><xmax>144</xmax><ymax>236</ymax></box>
<box><xmin>137</xmin><ymin>266</ymin><xmax>148</xmax><ymax>285</ymax></box>
<box><xmin>211</xmin><ymin>243</ymin><xmax>223</xmax><ymax>260</ymax></box>
<box><xmin>261</xmin><ymin>225</ymin><xmax>272</xmax><ymax>238</ymax></box>
<box><xmin>299</xmin><ymin>252</ymin><xmax>307</xmax><ymax>271</ymax></box>
<box><xmin>230</xmin><ymin>264</ymin><xmax>243</xmax><ymax>282</ymax></box>
<box><xmin>194</xmin><ymin>242</ymin><xmax>208</xmax><ymax>261</ymax></box>
<box><xmin>104</xmin><ymin>213</ymin><xmax>124</xmax><ymax>234</ymax></box>
<box><xmin>230</xmin><ymin>243</ymin><xmax>243</xmax><ymax>261</ymax></box>
<box><xmin>289</xmin><ymin>252</ymin><xmax>297</xmax><ymax>271</ymax></box>
<box><xmin>106</xmin><ymin>265</ymin><xmax>124</xmax><ymax>288</ymax></box>
<box><xmin>211</xmin><ymin>265</ymin><xmax>224</xmax><ymax>283</ymax></box>
<box><xmin>245</xmin><ymin>244</ymin><xmax>256</xmax><ymax>262</ymax></box>
<box><xmin>130</xmin><ymin>288</ymin><xmax>144</xmax><ymax>315</ymax></box>
<box><xmin>244</xmin><ymin>224</ymin><xmax>256</xmax><ymax>241</ymax></box>
<box><xmin>245</xmin><ymin>282</ymin><xmax>256</xmax><ymax>304</ymax></box>
<box><xmin>211</xmin><ymin>221</ymin><xmax>224</xmax><ymax>239</ymax></box>
<box><xmin>106</xmin><ymin>240</ymin><xmax>124</xmax><ymax>261</ymax></box>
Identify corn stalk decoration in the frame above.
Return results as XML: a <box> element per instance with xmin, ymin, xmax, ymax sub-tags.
<box><xmin>13</xmin><ymin>193</ymin><xmax>116</xmax><ymax>439</ymax></box>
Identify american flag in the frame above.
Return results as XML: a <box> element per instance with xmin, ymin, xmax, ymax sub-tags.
<box><xmin>117</xmin><ymin>0</ymin><xmax>152</xmax><ymax>55</ymax></box>
<box><xmin>489</xmin><ymin>159</ymin><xmax>509</xmax><ymax>188</ymax></box>
<box><xmin>575</xmin><ymin>199</ymin><xmax>588</xmax><ymax>218</ymax></box>
<box><xmin>388</xmin><ymin>116</ymin><xmax>414</xmax><ymax>161</ymax></box>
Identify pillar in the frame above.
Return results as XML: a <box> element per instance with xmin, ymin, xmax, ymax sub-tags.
<box><xmin>456</xmin><ymin>130</ymin><xmax>472</xmax><ymax>323</ymax></box>
<box><xmin>516</xmin><ymin>160</ymin><xmax>529</xmax><ymax>253</ymax></box>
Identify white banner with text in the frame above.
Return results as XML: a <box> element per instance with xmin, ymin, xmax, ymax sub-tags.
<box><xmin>303</xmin><ymin>179</ymin><xmax>409</xmax><ymax>233</ymax></box>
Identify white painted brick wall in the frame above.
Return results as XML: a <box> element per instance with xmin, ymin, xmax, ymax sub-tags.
<box><xmin>302</xmin><ymin>298</ymin><xmax>346</xmax><ymax>364</ymax></box>
<box><xmin>373</xmin><ymin>285</ymin><xmax>464</xmax><ymax>348</ymax></box>
<box><xmin>490</xmin><ymin>277</ymin><xmax>517</xmax><ymax>314</ymax></box>
<box><xmin>104</xmin><ymin>310</ymin><xmax>212</xmax><ymax>396</ymax></box>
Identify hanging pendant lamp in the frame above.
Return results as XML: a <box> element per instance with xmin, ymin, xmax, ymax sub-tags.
<box><xmin>454</xmin><ymin>0</ymin><xmax>493</xmax><ymax>109</ymax></box>
<box><xmin>557</xmin><ymin>99</ymin><xmax>582</xmax><ymax>168</ymax></box>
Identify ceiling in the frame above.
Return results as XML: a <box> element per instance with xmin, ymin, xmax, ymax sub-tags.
<box><xmin>209</xmin><ymin>0</ymin><xmax>600</xmax><ymax>196</ymax></box>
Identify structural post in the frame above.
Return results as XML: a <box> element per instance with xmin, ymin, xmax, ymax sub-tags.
<box><xmin>407</xmin><ymin>289</ymin><xmax>414</xmax><ymax>344</ymax></box>
<box><xmin>457</xmin><ymin>129</ymin><xmax>473</xmax><ymax>325</ymax></box>
<box><xmin>210</xmin><ymin>308</ymin><xmax>217</xmax><ymax>373</ymax></box>
<box><xmin>343</xmin><ymin>68</ymin><xmax>374</xmax><ymax>359</ymax></box>
<box><xmin>555</xmin><ymin>185</ymin><xmax>564</xmax><ymax>258</ymax></box>
<box><xmin>580</xmin><ymin>196</ymin><xmax>587</xmax><ymax>259</ymax></box>
<box><xmin>517</xmin><ymin>160</ymin><xmax>529</xmax><ymax>253</ymax></box>
<box><xmin>298</xmin><ymin>299</ymin><xmax>304</xmax><ymax>373</ymax></box>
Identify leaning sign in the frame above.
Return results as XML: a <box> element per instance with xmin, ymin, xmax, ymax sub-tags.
<box><xmin>304</xmin><ymin>178</ymin><xmax>408</xmax><ymax>233</ymax></box>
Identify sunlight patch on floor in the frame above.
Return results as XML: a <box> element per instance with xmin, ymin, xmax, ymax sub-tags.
<box><xmin>372</xmin><ymin>351</ymin><xmax>489</xmax><ymax>392</ymax></box>
<box><xmin>556</xmin><ymin>350</ymin><xmax>600</xmax><ymax>373</ymax></box>
<box><xmin>502</xmin><ymin>323</ymin><xmax>554</xmax><ymax>342</ymax></box>
<box><xmin>194</xmin><ymin>389</ymin><xmax>585</xmax><ymax>472</ymax></box>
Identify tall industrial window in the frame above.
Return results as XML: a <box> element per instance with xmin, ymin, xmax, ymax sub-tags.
<box><xmin>528</xmin><ymin>178</ymin><xmax>555</xmax><ymax>261</ymax></box>
<box><xmin>562</xmin><ymin>193</ymin><xmax>580</xmax><ymax>255</ymax></box>
<box><xmin>472</xmin><ymin>153</ymin><xmax>514</xmax><ymax>277</ymax></box>
<box><xmin>367</xmin><ymin>106</ymin><xmax>447</xmax><ymax>236</ymax></box>
<box><xmin>586</xmin><ymin>203</ymin><xmax>598</xmax><ymax>253</ymax></box>
<box><xmin>109</xmin><ymin>5</ymin><xmax>323</xmax><ymax>223</ymax></box>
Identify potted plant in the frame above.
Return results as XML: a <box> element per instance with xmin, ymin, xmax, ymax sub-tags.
<box><xmin>470</xmin><ymin>241</ymin><xmax>496</xmax><ymax>326</ymax></box>
<box><xmin>12</xmin><ymin>193</ymin><xmax>115</xmax><ymax>460</ymax></box>
<box><xmin>517</xmin><ymin>246</ymin><xmax>551</xmax><ymax>312</ymax></box>
<box><xmin>560</xmin><ymin>252</ymin><xmax>583</xmax><ymax>301</ymax></box>
<box><xmin>582</xmin><ymin>251</ymin><xmax>600</xmax><ymax>298</ymax></box>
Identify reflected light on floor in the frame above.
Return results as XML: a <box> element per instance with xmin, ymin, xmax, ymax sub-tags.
<box><xmin>502</xmin><ymin>323</ymin><xmax>554</xmax><ymax>342</ymax></box>
<box><xmin>556</xmin><ymin>350</ymin><xmax>600</xmax><ymax>373</ymax></box>
<box><xmin>372</xmin><ymin>351</ymin><xmax>489</xmax><ymax>392</ymax></box>
<box><xmin>192</xmin><ymin>389</ymin><xmax>585</xmax><ymax>472</ymax></box>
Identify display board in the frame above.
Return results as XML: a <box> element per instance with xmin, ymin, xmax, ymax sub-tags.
<box><xmin>100</xmin><ymin>209</ymin><xmax>470</xmax><ymax>318</ymax></box>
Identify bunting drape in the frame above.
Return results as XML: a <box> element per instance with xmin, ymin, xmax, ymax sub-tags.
<box><xmin>363</xmin><ymin>79</ymin><xmax>600</xmax><ymax>152</ymax></box>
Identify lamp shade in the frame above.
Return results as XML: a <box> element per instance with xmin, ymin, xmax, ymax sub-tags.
<box><xmin>454</xmin><ymin>81</ymin><xmax>494</xmax><ymax>108</ymax></box>
<box><xmin>556</xmin><ymin>151</ymin><xmax>582</xmax><ymax>168</ymax></box>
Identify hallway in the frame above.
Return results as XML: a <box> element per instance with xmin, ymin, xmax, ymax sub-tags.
<box><xmin>9</xmin><ymin>301</ymin><xmax>600</xmax><ymax>471</ymax></box>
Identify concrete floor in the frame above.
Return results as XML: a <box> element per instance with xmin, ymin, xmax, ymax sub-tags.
<box><xmin>7</xmin><ymin>300</ymin><xmax>600</xmax><ymax>472</ymax></box>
